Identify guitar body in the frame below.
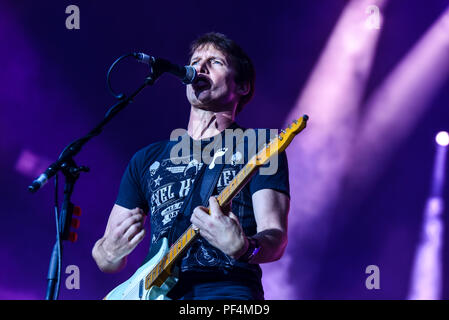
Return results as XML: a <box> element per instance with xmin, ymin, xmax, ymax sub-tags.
<box><xmin>104</xmin><ymin>237</ymin><xmax>178</xmax><ymax>300</ymax></box>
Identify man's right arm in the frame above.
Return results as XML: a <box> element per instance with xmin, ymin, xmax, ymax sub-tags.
<box><xmin>92</xmin><ymin>204</ymin><xmax>146</xmax><ymax>273</ymax></box>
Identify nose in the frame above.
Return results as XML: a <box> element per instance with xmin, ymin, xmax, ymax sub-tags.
<box><xmin>195</xmin><ymin>60</ymin><xmax>209</xmax><ymax>75</ymax></box>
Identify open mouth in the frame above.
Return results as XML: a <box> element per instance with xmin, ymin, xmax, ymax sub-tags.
<box><xmin>192</xmin><ymin>75</ymin><xmax>212</xmax><ymax>92</ymax></box>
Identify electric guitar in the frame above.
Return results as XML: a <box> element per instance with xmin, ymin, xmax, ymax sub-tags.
<box><xmin>104</xmin><ymin>115</ymin><xmax>308</xmax><ymax>300</ymax></box>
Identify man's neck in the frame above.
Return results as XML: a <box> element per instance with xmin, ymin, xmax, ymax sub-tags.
<box><xmin>187</xmin><ymin>106</ymin><xmax>235</xmax><ymax>140</ymax></box>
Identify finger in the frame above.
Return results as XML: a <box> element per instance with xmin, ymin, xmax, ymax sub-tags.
<box><xmin>124</xmin><ymin>222</ymin><xmax>144</xmax><ymax>241</ymax></box>
<box><xmin>129</xmin><ymin>228</ymin><xmax>146</xmax><ymax>246</ymax></box>
<box><xmin>118</xmin><ymin>214</ymin><xmax>145</xmax><ymax>235</ymax></box>
<box><xmin>208</xmin><ymin>196</ymin><xmax>223</xmax><ymax>218</ymax></box>
<box><xmin>227</xmin><ymin>211</ymin><xmax>240</xmax><ymax>225</ymax></box>
<box><xmin>119</xmin><ymin>211</ymin><xmax>145</xmax><ymax>227</ymax></box>
<box><xmin>221</xmin><ymin>201</ymin><xmax>232</xmax><ymax>215</ymax></box>
<box><xmin>192</xmin><ymin>206</ymin><xmax>210</xmax><ymax>222</ymax></box>
<box><xmin>190</xmin><ymin>212</ymin><xmax>206</xmax><ymax>230</ymax></box>
<box><xmin>124</xmin><ymin>208</ymin><xmax>145</xmax><ymax>222</ymax></box>
<box><xmin>196</xmin><ymin>205</ymin><xmax>209</xmax><ymax>214</ymax></box>
<box><xmin>129</xmin><ymin>207</ymin><xmax>144</xmax><ymax>215</ymax></box>
<box><xmin>114</xmin><ymin>212</ymin><xmax>139</xmax><ymax>230</ymax></box>
<box><xmin>198</xmin><ymin>227</ymin><xmax>213</xmax><ymax>241</ymax></box>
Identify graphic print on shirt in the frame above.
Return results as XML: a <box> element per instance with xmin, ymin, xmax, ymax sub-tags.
<box><xmin>195</xmin><ymin>241</ymin><xmax>219</xmax><ymax>266</ymax></box>
<box><xmin>165</xmin><ymin>166</ymin><xmax>185</xmax><ymax>174</ymax></box>
<box><xmin>148</xmin><ymin>156</ymin><xmax>202</xmax><ymax>244</ymax></box>
<box><xmin>184</xmin><ymin>159</ymin><xmax>201</xmax><ymax>176</ymax></box>
<box><xmin>185</xmin><ymin>237</ymin><xmax>233</xmax><ymax>268</ymax></box>
<box><xmin>208</xmin><ymin>147</ymin><xmax>228</xmax><ymax>169</ymax></box>
<box><xmin>160</xmin><ymin>202</ymin><xmax>183</xmax><ymax>225</ymax></box>
<box><xmin>150</xmin><ymin>175</ymin><xmax>163</xmax><ymax>188</ymax></box>
<box><xmin>149</xmin><ymin>161</ymin><xmax>160</xmax><ymax>176</ymax></box>
<box><xmin>149</xmin><ymin>177</ymin><xmax>195</xmax><ymax>243</ymax></box>
<box><xmin>230</xmin><ymin>151</ymin><xmax>243</xmax><ymax>166</ymax></box>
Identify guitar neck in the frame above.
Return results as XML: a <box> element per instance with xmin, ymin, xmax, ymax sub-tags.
<box><xmin>216</xmin><ymin>157</ymin><xmax>259</xmax><ymax>207</ymax></box>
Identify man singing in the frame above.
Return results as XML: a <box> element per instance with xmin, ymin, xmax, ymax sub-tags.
<box><xmin>92</xmin><ymin>32</ymin><xmax>290</xmax><ymax>300</ymax></box>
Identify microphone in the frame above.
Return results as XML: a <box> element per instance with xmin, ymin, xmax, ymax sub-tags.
<box><xmin>28</xmin><ymin>171</ymin><xmax>52</xmax><ymax>192</ymax></box>
<box><xmin>28</xmin><ymin>163</ymin><xmax>59</xmax><ymax>193</ymax></box>
<box><xmin>133</xmin><ymin>53</ymin><xmax>197</xmax><ymax>84</ymax></box>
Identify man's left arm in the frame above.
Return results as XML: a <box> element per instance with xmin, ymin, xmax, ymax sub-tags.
<box><xmin>246</xmin><ymin>188</ymin><xmax>289</xmax><ymax>263</ymax></box>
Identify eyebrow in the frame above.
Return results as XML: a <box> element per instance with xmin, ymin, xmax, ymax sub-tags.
<box><xmin>190</xmin><ymin>55</ymin><xmax>227</xmax><ymax>64</ymax></box>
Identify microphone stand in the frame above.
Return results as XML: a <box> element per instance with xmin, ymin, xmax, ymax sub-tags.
<box><xmin>30</xmin><ymin>55</ymin><xmax>163</xmax><ymax>300</ymax></box>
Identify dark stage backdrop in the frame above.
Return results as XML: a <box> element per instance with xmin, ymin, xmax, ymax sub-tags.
<box><xmin>0</xmin><ymin>0</ymin><xmax>448</xmax><ymax>300</ymax></box>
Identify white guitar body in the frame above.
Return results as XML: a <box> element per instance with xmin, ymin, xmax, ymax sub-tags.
<box><xmin>104</xmin><ymin>238</ymin><xmax>178</xmax><ymax>300</ymax></box>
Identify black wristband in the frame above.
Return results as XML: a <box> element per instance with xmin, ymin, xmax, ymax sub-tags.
<box><xmin>238</xmin><ymin>237</ymin><xmax>260</xmax><ymax>262</ymax></box>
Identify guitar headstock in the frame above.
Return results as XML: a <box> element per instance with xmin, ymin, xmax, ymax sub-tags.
<box><xmin>277</xmin><ymin>114</ymin><xmax>309</xmax><ymax>151</ymax></box>
<box><xmin>254</xmin><ymin>115</ymin><xmax>309</xmax><ymax>165</ymax></box>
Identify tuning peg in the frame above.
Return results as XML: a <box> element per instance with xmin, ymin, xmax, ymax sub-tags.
<box><xmin>68</xmin><ymin>231</ymin><xmax>78</xmax><ymax>243</ymax></box>
<box><xmin>71</xmin><ymin>218</ymin><xmax>80</xmax><ymax>229</ymax></box>
<box><xmin>73</xmin><ymin>205</ymin><xmax>81</xmax><ymax>216</ymax></box>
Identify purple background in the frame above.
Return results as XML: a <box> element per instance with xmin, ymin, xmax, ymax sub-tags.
<box><xmin>0</xmin><ymin>0</ymin><xmax>448</xmax><ymax>299</ymax></box>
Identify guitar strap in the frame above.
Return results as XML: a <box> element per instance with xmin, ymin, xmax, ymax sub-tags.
<box><xmin>168</xmin><ymin>157</ymin><xmax>224</xmax><ymax>245</ymax></box>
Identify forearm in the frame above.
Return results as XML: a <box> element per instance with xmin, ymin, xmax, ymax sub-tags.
<box><xmin>92</xmin><ymin>238</ymin><xmax>127</xmax><ymax>273</ymax></box>
<box><xmin>247</xmin><ymin>229</ymin><xmax>287</xmax><ymax>264</ymax></box>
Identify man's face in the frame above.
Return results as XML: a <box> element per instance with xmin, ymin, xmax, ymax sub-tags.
<box><xmin>186</xmin><ymin>44</ymin><xmax>240</xmax><ymax>113</ymax></box>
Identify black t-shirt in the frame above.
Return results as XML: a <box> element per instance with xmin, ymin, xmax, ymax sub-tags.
<box><xmin>115</xmin><ymin>122</ymin><xmax>290</xmax><ymax>296</ymax></box>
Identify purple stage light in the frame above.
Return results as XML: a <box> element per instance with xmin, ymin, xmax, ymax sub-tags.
<box><xmin>263</xmin><ymin>0</ymin><xmax>388</xmax><ymax>299</ymax></box>
<box><xmin>407</xmin><ymin>130</ymin><xmax>447</xmax><ymax>300</ymax></box>
<box><xmin>15</xmin><ymin>149</ymin><xmax>51</xmax><ymax>178</ymax></box>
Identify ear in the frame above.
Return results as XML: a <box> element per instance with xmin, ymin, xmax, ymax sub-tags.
<box><xmin>236</xmin><ymin>82</ymin><xmax>250</xmax><ymax>96</ymax></box>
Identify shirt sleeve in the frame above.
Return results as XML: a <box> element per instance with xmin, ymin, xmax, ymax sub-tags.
<box><xmin>249</xmin><ymin>150</ymin><xmax>290</xmax><ymax>198</ymax></box>
<box><xmin>115</xmin><ymin>149</ymin><xmax>149</xmax><ymax>213</ymax></box>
